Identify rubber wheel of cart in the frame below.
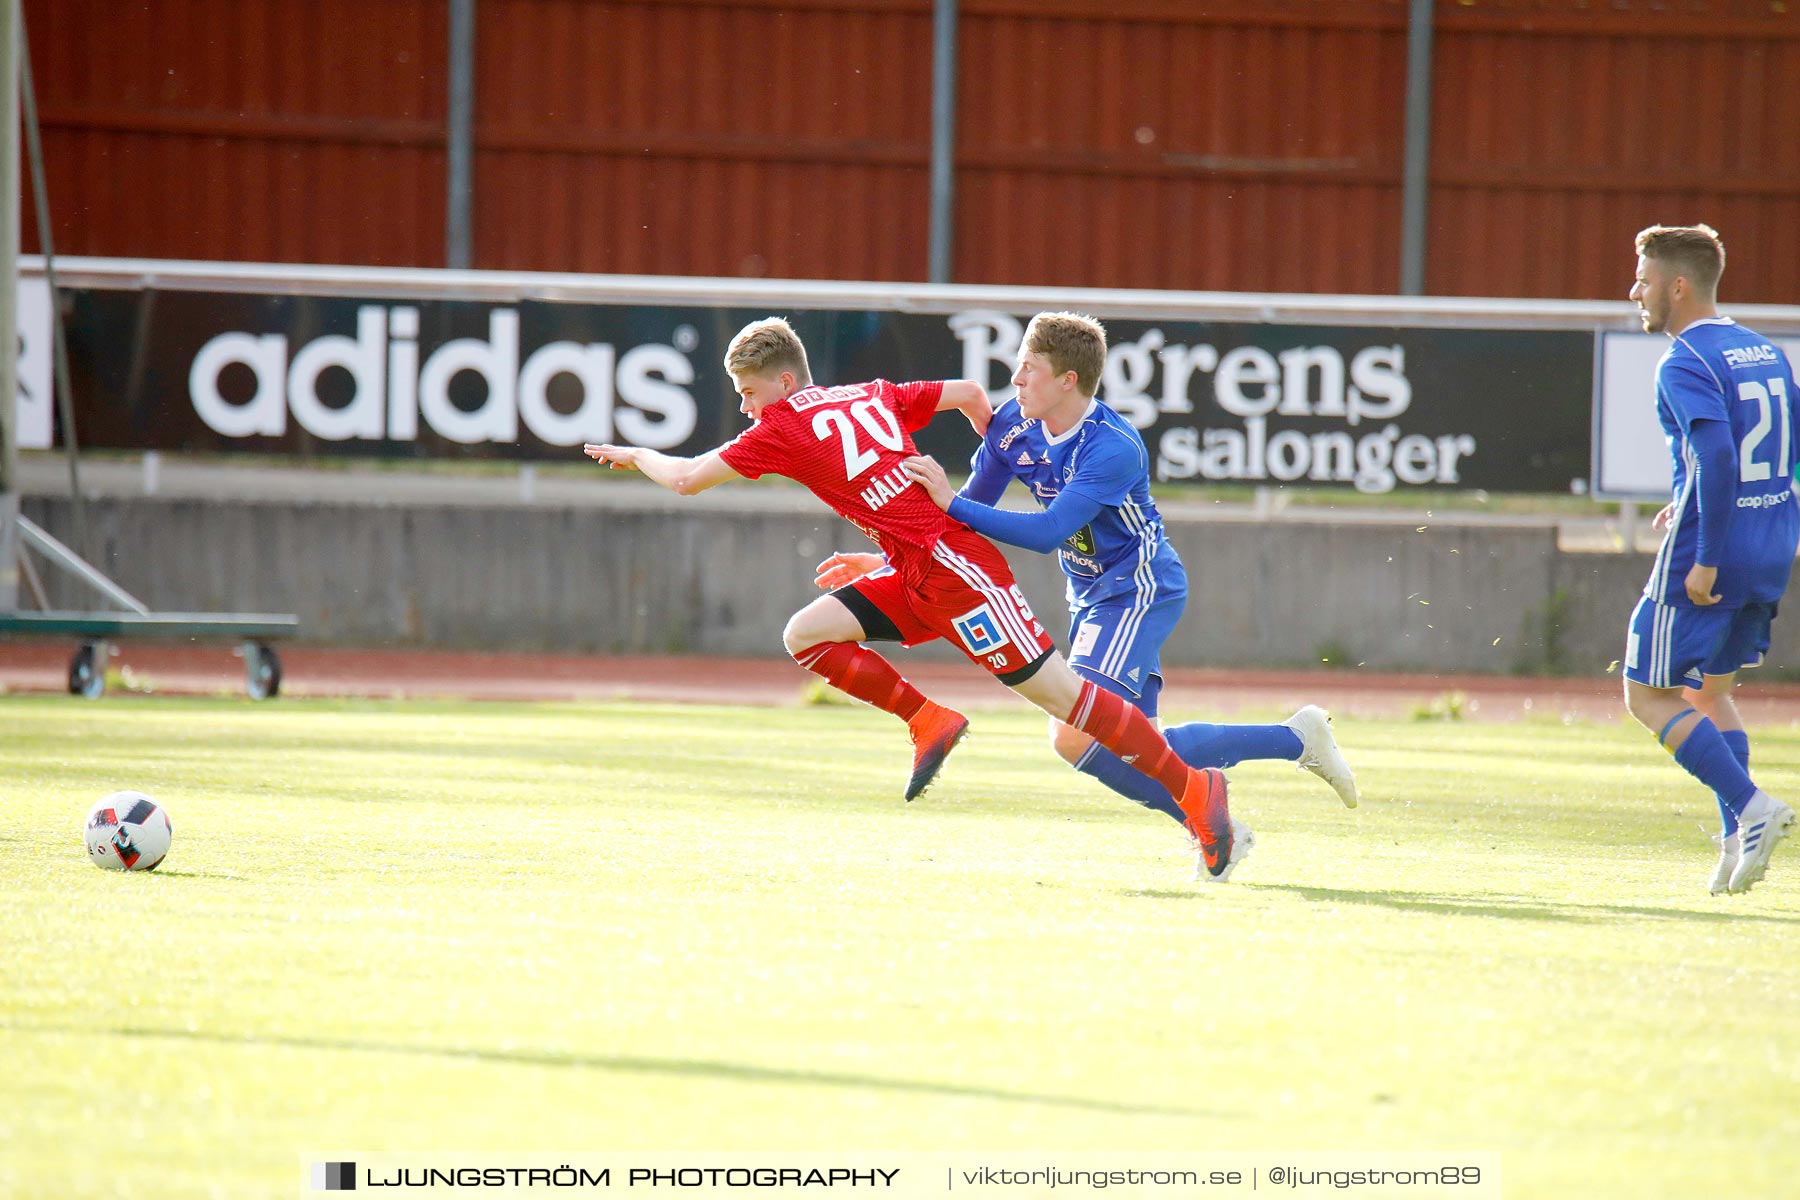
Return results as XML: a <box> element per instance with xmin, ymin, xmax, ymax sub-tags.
<box><xmin>68</xmin><ymin>643</ymin><xmax>104</xmax><ymax>699</ymax></box>
<box><xmin>245</xmin><ymin>643</ymin><xmax>283</xmax><ymax>700</ymax></box>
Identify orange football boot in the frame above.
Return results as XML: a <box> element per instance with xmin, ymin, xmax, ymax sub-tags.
<box><xmin>905</xmin><ymin>701</ymin><xmax>970</xmax><ymax>801</ymax></box>
<box><xmin>1179</xmin><ymin>767</ymin><xmax>1254</xmax><ymax>882</ymax></box>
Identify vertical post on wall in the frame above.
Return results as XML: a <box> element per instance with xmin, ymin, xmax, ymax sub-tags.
<box><xmin>446</xmin><ymin>0</ymin><xmax>475</xmax><ymax>269</ymax></box>
<box><xmin>1398</xmin><ymin>0</ymin><xmax>1434</xmax><ymax>296</ymax></box>
<box><xmin>927</xmin><ymin>0</ymin><xmax>958</xmax><ymax>284</ymax></box>
<box><xmin>0</xmin><ymin>0</ymin><xmax>19</xmax><ymax>612</ymax></box>
<box><xmin>20</xmin><ymin>0</ymin><xmax>87</xmax><ymax>559</ymax></box>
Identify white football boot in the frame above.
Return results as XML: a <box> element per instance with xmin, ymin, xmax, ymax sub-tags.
<box><xmin>1707</xmin><ymin>830</ymin><xmax>1740</xmax><ymax>896</ymax></box>
<box><xmin>1728</xmin><ymin>791</ymin><xmax>1796</xmax><ymax>894</ymax></box>
<box><xmin>1283</xmin><ymin>705</ymin><xmax>1360</xmax><ymax>808</ymax></box>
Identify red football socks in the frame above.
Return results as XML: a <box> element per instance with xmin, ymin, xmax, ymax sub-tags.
<box><xmin>792</xmin><ymin>641</ymin><xmax>928</xmax><ymax>722</ymax></box>
<box><xmin>1066</xmin><ymin>680</ymin><xmax>1192</xmax><ymax>800</ymax></box>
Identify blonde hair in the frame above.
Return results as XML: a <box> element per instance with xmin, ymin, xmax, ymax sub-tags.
<box><xmin>725</xmin><ymin>317</ymin><xmax>812</xmax><ymax>385</ymax></box>
<box><xmin>1635</xmin><ymin>224</ymin><xmax>1726</xmax><ymax>296</ymax></box>
<box><xmin>1024</xmin><ymin>311</ymin><xmax>1107</xmax><ymax>397</ymax></box>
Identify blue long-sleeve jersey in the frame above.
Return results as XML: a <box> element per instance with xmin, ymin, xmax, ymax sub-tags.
<box><xmin>949</xmin><ymin>397</ymin><xmax>1186</xmax><ymax>610</ymax></box>
<box><xmin>1645</xmin><ymin>317</ymin><xmax>1800</xmax><ymax>608</ymax></box>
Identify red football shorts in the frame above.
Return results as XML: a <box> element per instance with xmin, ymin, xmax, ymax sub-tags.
<box><xmin>835</xmin><ymin>528</ymin><xmax>1055</xmax><ymax>683</ymax></box>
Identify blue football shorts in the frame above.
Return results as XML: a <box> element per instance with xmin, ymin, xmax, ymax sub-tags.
<box><xmin>1066</xmin><ymin>589</ymin><xmax>1187</xmax><ymax>717</ymax></box>
<box><xmin>1624</xmin><ymin>595</ymin><xmax>1778</xmax><ymax>689</ymax></box>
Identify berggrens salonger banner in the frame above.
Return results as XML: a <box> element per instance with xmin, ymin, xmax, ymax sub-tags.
<box><xmin>52</xmin><ymin>287</ymin><xmax>1591</xmax><ymax>493</ymax></box>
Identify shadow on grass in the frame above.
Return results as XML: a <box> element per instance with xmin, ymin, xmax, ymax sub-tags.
<box><xmin>29</xmin><ymin>1024</ymin><xmax>1218</xmax><ymax>1120</ymax></box>
<box><xmin>1123</xmin><ymin>884</ymin><xmax>1800</xmax><ymax>925</ymax></box>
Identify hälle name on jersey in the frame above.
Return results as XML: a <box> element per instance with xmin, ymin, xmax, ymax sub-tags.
<box><xmin>859</xmin><ymin>462</ymin><xmax>916</xmax><ymax>512</ymax></box>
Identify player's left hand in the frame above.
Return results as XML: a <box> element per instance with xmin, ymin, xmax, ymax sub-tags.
<box><xmin>901</xmin><ymin>455</ymin><xmax>954</xmax><ymax>509</ymax></box>
<box><xmin>584</xmin><ymin>443</ymin><xmax>639</xmax><ymax>470</ymax></box>
<box><xmin>814</xmin><ymin>552</ymin><xmax>884</xmax><ymax>590</ymax></box>
<box><xmin>1685</xmin><ymin>563</ymin><xmax>1722</xmax><ymax>606</ymax></box>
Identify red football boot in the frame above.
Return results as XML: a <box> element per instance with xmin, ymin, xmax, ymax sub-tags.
<box><xmin>1178</xmin><ymin>767</ymin><xmax>1254</xmax><ymax>883</ymax></box>
<box><xmin>905</xmin><ymin>701</ymin><xmax>970</xmax><ymax>801</ymax></box>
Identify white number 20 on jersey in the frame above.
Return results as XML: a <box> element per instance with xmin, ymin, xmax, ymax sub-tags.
<box><xmin>812</xmin><ymin>398</ymin><xmax>904</xmax><ymax>480</ymax></box>
<box><xmin>1737</xmin><ymin>375</ymin><xmax>1792</xmax><ymax>483</ymax></box>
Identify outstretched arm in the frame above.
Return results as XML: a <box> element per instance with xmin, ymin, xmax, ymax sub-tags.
<box><xmin>902</xmin><ymin>454</ymin><xmax>1103</xmax><ymax>555</ymax></box>
<box><xmin>950</xmin><ymin>486</ymin><xmax>1105</xmax><ymax>555</ymax></box>
<box><xmin>959</xmin><ymin>440</ymin><xmax>1013</xmax><ymax>507</ymax></box>
<box><xmin>584</xmin><ymin>444</ymin><xmax>741</xmax><ymax>495</ymax></box>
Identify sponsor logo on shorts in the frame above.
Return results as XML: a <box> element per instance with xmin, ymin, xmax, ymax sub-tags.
<box><xmin>1071</xmin><ymin>621</ymin><xmax>1102</xmax><ymax>658</ymax></box>
<box><xmin>951</xmin><ymin>604</ymin><xmax>1011</xmax><ymax>655</ymax></box>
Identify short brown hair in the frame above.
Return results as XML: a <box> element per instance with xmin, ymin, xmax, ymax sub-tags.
<box><xmin>1635</xmin><ymin>224</ymin><xmax>1726</xmax><ymax>296</ymax></box>
<box><xmin>725</xmin><ymin>317</ymin><xmax>812</xmax><ymax>385</ymax></box>
<box><xmin>1023</xmin><ymin>312</ymin><xmax>1107</xmax><ymax>397</ymax></box>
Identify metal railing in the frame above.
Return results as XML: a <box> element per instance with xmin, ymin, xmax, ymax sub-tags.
<box><xmin>28</xmin><ymin>254</ymin><xmax>1800</xmax><ymax>334</ymax></box>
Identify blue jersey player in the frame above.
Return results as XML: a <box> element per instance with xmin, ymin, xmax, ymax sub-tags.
<box><xmin>1622</xmin><ymin>224</ymin><xmax>1798</xmax><ymax>895</ymax></box>
<box><xmin>882</xmin><ymin>311</ymin><xmax>1357</xmax><ymax>881</ymax></box>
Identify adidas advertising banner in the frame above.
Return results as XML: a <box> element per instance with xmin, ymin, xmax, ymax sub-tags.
<box><xmin>44</xmin><ymin>283</ymin><xmax>1590</xmax><ymax>493</ymax></box>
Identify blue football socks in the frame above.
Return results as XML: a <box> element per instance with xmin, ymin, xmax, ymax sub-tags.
<box><xmin>1165</xmin><ymin>722</ymin><xmax>1303</xmax><ymax>770</ymax></box>
<box><xmin>1671</xmin><ymin>717</ymin><xmax>1758</xmax><ymax>824</ymax></box>
<box><xmin>1072</xmin><ymin>721</ymin><xmax>1306</xmax><ymax>826</ymax></box>
<box><xmin>1074</xmin><ymin>743</ymin><xmax>1187</xmax><ymax>824</ymax></box>
<box><xmin>1716</xmin><ymin>728</ymin><xmax>1751</xmax><ymax>836</ymax></box>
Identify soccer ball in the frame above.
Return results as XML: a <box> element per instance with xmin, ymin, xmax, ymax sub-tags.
<box><xmin>84</xmin><ymin>791</ymin><xmax>173</xmax><ymax>872</ymax></box>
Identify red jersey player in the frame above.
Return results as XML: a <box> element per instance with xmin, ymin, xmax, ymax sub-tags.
<box><xmin>584</xmin><ymin>317</ymin><xmax>1248</xmax><ymax>881</ymax></box>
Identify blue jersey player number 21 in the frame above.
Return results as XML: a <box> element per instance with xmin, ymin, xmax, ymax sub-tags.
<box><xmin>1620</xmin><ymin>223</ymin><xmax>1798</xmax><ymax>898</ymax></box>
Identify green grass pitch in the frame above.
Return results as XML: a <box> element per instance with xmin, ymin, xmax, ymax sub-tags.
<box><xmin>3</xmin><ymin>694</ymin><xmax>1799</xmax><ymax>1198</ymax></box>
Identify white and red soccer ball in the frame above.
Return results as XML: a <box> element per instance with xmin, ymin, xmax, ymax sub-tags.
<box><xmin>84</xmin><ymin>791</ymin><xmax>172</xmax><ymax>872</ymax></box>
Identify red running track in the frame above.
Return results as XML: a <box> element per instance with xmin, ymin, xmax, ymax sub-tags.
<box><xmin>5</xmin><ymin>641</ymin><xmax>1800</xmax><ymax>724</ymax></box>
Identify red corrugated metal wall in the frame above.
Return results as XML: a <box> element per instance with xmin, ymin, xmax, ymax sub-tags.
<box><xmin>23</xmin><ymin>0</ymin><xmax>1800</xmax><ymax>299</ymax></box>
<box><xmin>1428</xmin><ymin>2</ymin><xmax>1800</xmax><ymax>302</ymax></box>
<box><xmin>955</xmin><ymin>1</ymin><xmax>1409</xmax><ymax>292</ymax></box>
<box><xmin>29</xmin><ymin>0</ymin><xmax>448</xmax><ymax>266</ymax></box>
<box><xmin>472</xmin><ymin>0</ymin><xmax>933</xmax><ymax>279</ymax></box>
